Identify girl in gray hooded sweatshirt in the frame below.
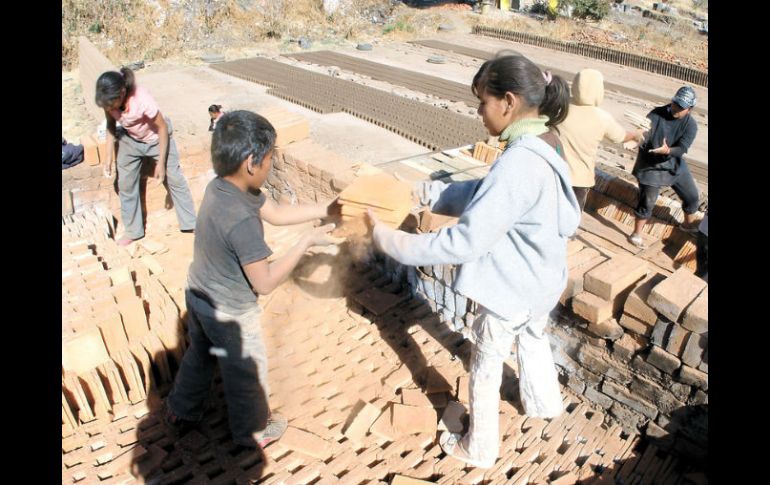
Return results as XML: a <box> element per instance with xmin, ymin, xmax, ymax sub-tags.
<box><xmin>368</xmin><ymin>54</ymin><xmax>581</xmax><ymax>468</ymax></box>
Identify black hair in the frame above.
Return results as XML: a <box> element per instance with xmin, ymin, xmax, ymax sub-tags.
<box><xmin>208</xmin><ymin>104</ymin><xmax>223</xmax><ymax>114</ymax></box>
<box><xmin>95</xmin><ymin>67</ymin><xmax>136</xmax><ymax>109</ymax></box>
<box><xmin>472</xmin><ymin>53</ymin><xmax>569</xmax><ymax>127</ymax></box>
<box><xmin>211</xmin><ymin>110</ymin><xmax>276</xmax><ymax>177</ymax></box>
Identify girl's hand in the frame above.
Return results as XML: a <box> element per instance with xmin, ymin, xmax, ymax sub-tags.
<box><xmin>365</xmin><ymin>209</ymin><xmax>380</xmax><ymax>231</ymax></box>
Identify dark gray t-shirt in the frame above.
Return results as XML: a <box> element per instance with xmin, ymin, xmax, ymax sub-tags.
<box><xmin>187</xmin><ymin>177</ymin><xmax>273</xmax><ymax>314</ymax></box>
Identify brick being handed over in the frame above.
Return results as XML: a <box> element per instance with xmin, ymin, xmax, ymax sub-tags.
<box><xmin>647</xmin><ymin>268</ymin><xmax>707</xmax><ymax>322</ymax></box>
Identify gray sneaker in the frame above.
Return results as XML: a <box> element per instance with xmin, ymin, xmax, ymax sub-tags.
<box><xmin>256</xmin><ymin>414</ymin><xmax>288</xmax><ymax>448</ymax></box>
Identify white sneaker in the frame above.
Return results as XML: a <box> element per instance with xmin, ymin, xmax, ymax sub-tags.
<box><xmin>628</xmin><ymin>233</ymin><xmax>644</xmax><ymax>248</ymax></box>
<box><xmin>439</xmin><ymin>431</ymin><xmax>495</xmax><ymax>469</ymax></box>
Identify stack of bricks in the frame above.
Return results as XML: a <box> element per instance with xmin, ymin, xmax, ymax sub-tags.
<box><xmin>62</xmin><ymin>208</ymin><xmax>187</xmax><ymax>439</ymax></box>
<box><xmin>471</xmin><ymin>140</ymin><xmax>503</xmax><ymax>164</ymax></box>
<box><xmin>589</xmin><ymin>169</ymin><xmax>701</xmax><ymax>246</ymax></box>
<box><xmin>62</xmin><ymin>212</ymin><xmax>699</xmax><ymax>483</ymax></box>
<box><xmin>269</xmin><ymin>138</ymin><xmax>358</xmax><ymax>205</ymax></box>
<box><xmin>549</xmin><ymin>263</ymin><xmax>708</xmax><ymax>463</ymax></box>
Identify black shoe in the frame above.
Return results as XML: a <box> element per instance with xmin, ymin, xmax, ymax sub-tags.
<box><xmin>180</xmin><ymin>229</ymin><xmax>195</xmax><ymax>234</ymax></box>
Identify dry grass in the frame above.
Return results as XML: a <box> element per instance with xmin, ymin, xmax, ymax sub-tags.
<box><xmin>61</xmin><ymin>0</ymin><xmax>397</xmax><ymax>70</ymax></box>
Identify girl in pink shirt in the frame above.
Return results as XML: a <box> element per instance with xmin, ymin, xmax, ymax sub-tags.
<box><xmin>96</xmin><ymin>67</ymin><xmax>197</xmax><ymax>245</ymax></box>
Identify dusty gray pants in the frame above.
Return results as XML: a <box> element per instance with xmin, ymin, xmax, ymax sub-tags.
<box><xmin>463</xmin><ymin>309</ymin><xmax>564</xmax><ymax>465</ymax></box>
<box><xmin>116</xmin><ymin>119</ymin><xmax>196</xmax><ymax>239</ymax></box>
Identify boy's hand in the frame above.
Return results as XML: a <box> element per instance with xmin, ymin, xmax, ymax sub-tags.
<box><xmin>305</xmin><ymin>223</ymin><xmax>344</xmax><ymax>247</ymax></box>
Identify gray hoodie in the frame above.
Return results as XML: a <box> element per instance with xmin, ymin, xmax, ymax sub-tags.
<box><xmin>373</xmin><ymin>134</ymin><xmax>581</xmax><ymax>320</ymax></box>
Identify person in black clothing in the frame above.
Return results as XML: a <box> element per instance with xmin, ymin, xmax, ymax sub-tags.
<box><xmin>628</xmin><ymin>86</ymin><xmax>702</xmax><ymax>247</ymax></box>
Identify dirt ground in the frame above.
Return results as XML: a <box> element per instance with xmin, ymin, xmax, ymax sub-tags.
<box><xmin>63</xmin><ymin>34</ymin><xmax>707</xmax><ymax>171</ymax></box>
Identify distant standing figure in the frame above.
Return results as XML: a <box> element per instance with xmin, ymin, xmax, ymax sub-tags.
<box><xmin>209</xmin><ymin>104</ymin><xmax>225</xmax><ymax>132</ymax></box>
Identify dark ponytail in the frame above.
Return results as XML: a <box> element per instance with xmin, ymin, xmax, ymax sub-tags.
<box><xmin>472</xmin><ymin>53</ymin><xmax>570</xmax><ymax>127</ymax></box>
<box><xmin>94</xmin><ymin>67</ymin><xmax>136</xmax><ymax>109</ymax></box>
<box><xmin>540</xmin><ymin>70</ymin><xmax>569</xmax><ymax>127</ymax></box>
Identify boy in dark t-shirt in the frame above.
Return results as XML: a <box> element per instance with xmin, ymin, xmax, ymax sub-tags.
<box><xmin>166</xmin><ymin>110</ymin><xmax>340</xmax><ymax>448</ymax></box>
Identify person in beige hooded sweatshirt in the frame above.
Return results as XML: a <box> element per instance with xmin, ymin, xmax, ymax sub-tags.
<box><xmin>558</xmin><ymin>69</ymin><xmax>641</xmax><ymax>212</ymax></box>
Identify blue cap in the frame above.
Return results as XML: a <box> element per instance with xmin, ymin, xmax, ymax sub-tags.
<box><xmin>672</xmin><ymin>86</ymin><xmax>696</xmax><ymax>109</ymax></box>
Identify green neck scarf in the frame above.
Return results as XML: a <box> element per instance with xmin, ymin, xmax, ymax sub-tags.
<box><xmin>499</xmin><ymin>115</ymin><xmax>550</xmax><ymax>144</ymax></box>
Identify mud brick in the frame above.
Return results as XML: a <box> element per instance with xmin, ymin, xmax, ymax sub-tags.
<box><xmin>342</xmin><ymin>400</ymin><xmax>382</xmax><ymax>444</ymax></box>
<box><xmin>646</xmin><ymin>345</ymin><xmax>681</xmax><ymax>374</ymax></box>
<box><xmin>279</xmin><ymin>427</ymin><xmax>332</xmax><ymax>460</ymax></box>
<box><xmin>677</xmin><ymin>365</ymin><xmax>707</xmax><ymax>390</ymax></box>
<box><xmin>383</xmin><ymin>365</ymin><xmax>413</xmax><ymax>390</ymax></box>
<box><xmin>424</xmin><ymin>366</ymin><xmax>455</xmax><ymax>394</ymax></box>
<box><xmin>651</xmin><ymin>318</ymin><xmax>672</xmax><ymax>347</ymax></box>
<box><xmin>682</xmin><ymin>286</ymin><xmax>708</xmax><ymax>334</ymax></box>
<box><xmin>584</xmin><ymin>254</ymin><xmax>648</xmax><ymax>300</ymax></box>
<box><xmin>132</xmin><ymin>444</ymin><xmax>167</xmax><ymax>478</ymax></box>
<box><xmin>692</xmin><ymin>389</ymin><xmax>708</xmax><ymax>405</ymax></box>
<box><xmin>567</xmin><ymin>239</ymin><xmax>585</xmax><ymax>257</ymax></box>
<box><xmin>369</xmin><ymin>404</ymin><xmax>399</xmax><ymax>441</ymax></box>
<box><xmin>550</xmin><ymin>473</ymin><xmax>580</xmax><ymax>485</ymax></box>
<box><xmin>437</xmin><ymin>400</ymin><xmax>466</xmax><ymax>433</ymax></box>
<box><xmin>630</xmin><ymin>355</ymin><xmax>662</xmax><ymax>381</ymax></box>
<box><xmin>81</xmin><ymin>134</ymin><xmax>101</xmax><ymax>166</ymax></box>
<box><xmin>117</xmin><ymin>296</ymin><xmax>149</xmax><ymax>341</ymax></box>
<box><xmin>608</xmin><ymin>403</ymin><xmax>644</xmax><ymax>434</ymax></box>
<box><xmin>565</xmin><ymin>373</ymin><xmax>586</xmax><ymax>394</ymax></box>
<box><xmin>572</xmin><ymin>291</ymin><xmax>614</xmax><ymax>324</ymax></box>
<box><xmin>681</xmin><ymin>333</ymin><xmax>707</xmax><ymax>368</ymax></box>
<box><xmin>612</xmin><ymin>332</ymin><xmax>646</xmax><ymax>362</ymax></box>
<box><xmin>400</xmin><ymin>388</ymin><xmax>433</xmax><ymax>408</ymax></box>
<box><xmin>647</xmin><ymin>268</ymin><xmax>707</xmax><ymax>322</ymax></box>
<box><xmin>560</xmin><ymin>254</ymin><xmax>606</xmax><ymax>305</ymax></box>
<box><xmin>456</xmin><ymin>375</ymin><xmax>469</xmax><ymax>403</ymax></box>
<box><xmin>62</xmin><ymin>326</ymin><xmax>111</xmax><ymax>374</ymax></box>
<box><xmin>664</xmin><ymin>323</ymin><xmax>689</xmax><ymax>356</ymax></box>
<box><xmin>624</xmin><ymin>273</ymin><xmax>666</xmax><ymax>324</ymax></box>
<box><xmin>577</xmin><ymin>345</ymin><xmax>610</xmax><ymax>375</ymax></box>
<box><xmin>602</xmin><ymin>380</ymin><xmax>657</xmax><ymax>419</ymax></box>
<box><xmin>584</xmin><ymin>385</ymin><xmax>614</xmax><ymax>409</ymax></box>
<box><xmin>587</xmin><ymin>318</ymin><xmax>624</xmax><ymax>341</ymax></box>
<box><xmin>605</xmin><ymin>360</ymin><xmax>633</xmax><ymax>385</ymax></box>
<box><xmin>618</xmin><ymin>312</ymin><xmax>654</xmax><ymax>337</ymax></box>
<box><xmin>391</xmin><ymin>403</ymin><xmax>437</xmax><ymax>435</ymax></box>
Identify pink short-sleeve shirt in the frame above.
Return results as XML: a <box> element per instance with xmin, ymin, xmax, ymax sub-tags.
<box><xmin>109</xmin><ymin>85</ymin><xmax>161</xmax><ymax>143</ymax></box>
